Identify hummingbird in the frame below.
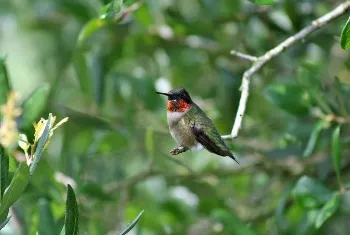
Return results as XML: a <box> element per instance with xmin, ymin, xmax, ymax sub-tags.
<box><xmin>156</xmin><ymin>88</ymin><xmax>239</xmax><ymax>164</ymax></box>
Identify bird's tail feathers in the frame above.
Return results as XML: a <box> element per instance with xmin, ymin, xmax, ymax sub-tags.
<box><xmin>228</xmin><ymin>154</ymin><xmax>240</xmax><ymax>165</ymax></box>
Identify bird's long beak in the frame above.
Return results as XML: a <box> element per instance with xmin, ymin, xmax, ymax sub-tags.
<box><xmin>156</xmin><ymin>91</ymin><xmax>171</xmax><ymax>96</ymax></box>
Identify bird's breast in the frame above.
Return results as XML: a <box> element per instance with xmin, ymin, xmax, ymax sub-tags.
<box><xmin>167</xmin><ymin>113</ymin><xmax>201</xmax><ymax>150</ymax></box>
<box><xmin>167</xmin><ymin>111</ymin><xmax>185</xmax><ymax>126</ymax></box>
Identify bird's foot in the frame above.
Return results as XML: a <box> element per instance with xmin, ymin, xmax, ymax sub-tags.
<box><xmin>170</xmin><ymin>146</ymin><xmax>188</xmax><ymax>155</ymax></box>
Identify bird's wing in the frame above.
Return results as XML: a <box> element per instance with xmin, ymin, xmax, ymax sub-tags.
<box><xmin>186</xmin><ymin>105</ymin><xmax>239</xmax><ymax>164</ymax></box>
<box><xmin>188</xmin><ymin>117</ymin><xmax>231</xmax><ymax>157</ymax></box>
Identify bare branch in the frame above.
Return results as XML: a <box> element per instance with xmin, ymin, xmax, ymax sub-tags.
<box><xmin>223</xmin><ymin>2</ymin><xmax>350</xmax><ymax>140</ymax></box>
<box><xmin>230</xmin><ymin>50</ymin><xmax>258</xmax><ymax>62</ymax></box>
<box><xmin>113</xmin><ymin>0</ymin><xmax>144</xmax><ymax>23</ymax></box>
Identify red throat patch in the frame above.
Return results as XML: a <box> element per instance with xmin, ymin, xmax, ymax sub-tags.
<box><xmin>167</xmin><ymin>99</ymin><xmax>190</xmax><ymax>112</ymax></box>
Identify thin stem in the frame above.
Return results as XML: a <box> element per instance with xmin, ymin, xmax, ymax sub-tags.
<box><xmin>222</xmin><ymin>2</ymin><xmax>350</xmax><ymax>140</ymax></box>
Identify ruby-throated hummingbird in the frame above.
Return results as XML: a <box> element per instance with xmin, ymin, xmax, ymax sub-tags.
<box><xmin>156</xmin><ymin>88</ymin><xmax>239</xmax><ymax>164</ymax></box>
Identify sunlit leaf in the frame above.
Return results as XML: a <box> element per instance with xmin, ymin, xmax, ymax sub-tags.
<box><xmin>77</xmin><ymin>18</ymin><xmax>110</xmax><ymax>47</ymax></box>
<box><xmin>315</xmin><ymin>192</ymin><xmax>340</xmax><ymax>228</ymax></box>
<box><xmin>292</xmin><ymin>176</ymin><xmax>331</xmax><ymax>209</ymax></box>
<box><xmin>30</xmin><ymin>114</ymin><xmax>53</xmax><ymax>176</ymax></box>
<box><xmin>118</xmin><ymin>210</ymin><xmax>144</xmax><ymax>235</ymax></box>
<box><xmin>340</xmin><ymin>16</ymin><xmax>350</xmax><ymax>50</ymax></box>
<box><xmin>99</xmin><ymin>0</ymin><xmax>123</xmax><ymax>19</ymax></box>
<box><xmin>0</xmin><ymin>163</ymin><xmax>29</xmax><ymax>217</ymax></box>
<box><xmin>21</xmin><ymin>84</ymin><xmax>50</xmax><ymax>130</ymax></box>
<box><xmin>0</xmin><ymin>147</ymin><xmax>9</xmax><ymax>201</ymax></box>
<box><xmin>64</xmin><ymin>185</ymin><xmax>79</xmax><ymax>235</ymax></box>
<box><xmin>249</xmin><ymin>0</ymin><xmax>276</xmax><ymax>5</ymax></box>
<box><xmin>331</xmin><ymin>126</ymin><xmax>342</xmax><ymax>186</ymax></box>
<box><xmin>303</xmin><ymin>120</ymin><xmax>329</xmax><ymax>158</ymax></box>
<box><xmin>0</xmin><ymin>56</ymin><xmax>10</xmax><ymax>106</ymax></box>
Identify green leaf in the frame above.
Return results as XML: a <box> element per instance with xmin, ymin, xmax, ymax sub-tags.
<box><xmin>0</xmin><ymin>56</ymin><xmax>11</xmax><ymax>107</ymax></box>
<box><xmin>265</xmin><ymin>83</ymin><xmax>311</xmax><ymax>116</ymax></box>
<box><xmin>72</xmin><ymin>53</ymin><xmax>92</xmax><ymax>96</ymax></box>
<box><xmin>292</xmin><ymin>176</ymin><xmax>331</xmax><ymax>209</ymax></box>
<box><xmin>0</xmin><ymin>147</ymin><xmax>9</xmax><ymax>201</ymax></box>
<box><xmin>315</xmin><ymin>192</ymin><xmax>340</xmax><ymax>228</ymax></box>
<box><xmin>60</xmin><ymin>226</ymin><xmax>65</xmax><ymax>235</ymax></box>
<box><xmin>29</xmin><ymin>113</ymin><xmax>53</xmax><ymax>176</ymax></box>
<box><xmin>77</xmin><ymin>18</ymin><xmax>110</xmax><ymax>47</ymax></box>
<box><xmin>118</xmin><ymin>210</ymin><xmax>144</xmax><ymax>235</ymax></box>
<box><xmin>38</xmin><ymin>198</ymin><xmax>55</xmax><ymax>235</ymax></box>
<box><xmin>249</xmin><ymin>0</ymin><xmax>276</xmax><ymax>5</ymax></box>
<box><xmin>64</xmin><ymin>185</ymin><xmax>79</xmax><ymax>235</ymax></box>
<box><xmin>0</xmin><ymin>209</ymin><xmax>8</xmax><ymax>227</ymax></box>
<box><xmin>331</xmin><ymin>126</ymin><xmax>342</xmax><ymax>186</ymax></box>
<box><xmin>99</xmin><ymin>0</ymin><xmax>123</xmax><ymax>20</ymax></box>
<box><xmin>21</xmin><ymin>84</ymin><xmax>50</xmax><ymax>130</ymax></box>
<box><xmin>0</xmin><ymin>216</ymin><xmax>10</xmax><ymax>231</ymax></box>
<box><xmin>340</xmin><ymin>16</ymin><xmax>350</xmax><ymax>50</ymax></box>
<box><xmin>0</xmin><ymin>163</ymin><xmax>30</xmax><ymax>217</ymax></box>
<box><xmin>303</xmin><ymin>120</ymin><xmax>329</xmax><ymax>158</ymax></box>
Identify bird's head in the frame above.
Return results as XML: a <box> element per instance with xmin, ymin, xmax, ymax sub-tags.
<box><xmin>156</xmin><ymin>88</ymin><xmax>193</xmax><ymax>112</ymax></box>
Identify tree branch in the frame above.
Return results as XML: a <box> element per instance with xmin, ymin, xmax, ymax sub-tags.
<box><xmin>230</xmin><ymin>50</ymin><xmax>258</xmax><ymax>62</ymax></box>
<box><xmin>222</xmin><ymin>1</ymin><xmax>350</xmax><ymax>140</ymax></box>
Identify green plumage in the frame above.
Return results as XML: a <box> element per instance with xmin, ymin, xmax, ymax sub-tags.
<box><xmin>157</xmin><ymin>88</ymin><xmax>239</xmax><ymax>164</ymax></box>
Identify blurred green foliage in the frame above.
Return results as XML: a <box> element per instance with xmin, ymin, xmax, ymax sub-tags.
<box><xmin>0</xmin><ymin>0</ymin><xmax>350</xmax><ymax>234</ymax></box>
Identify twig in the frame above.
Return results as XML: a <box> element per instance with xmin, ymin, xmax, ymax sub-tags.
<box><xmin>230</xmin><ymin>50</ymin><xmax>258</xmax><ymax>62</ymax></box>
<box><xmin>113</xmin><ymin>0</ymin><xmax>144</xmax><ymax>23</ymax></box>
<box><xmin>222</xmin><ymin>2</ymin><xmax>350</xmax><ymax>140</ymax></box>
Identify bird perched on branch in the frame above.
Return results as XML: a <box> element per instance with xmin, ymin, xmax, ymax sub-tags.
<box><xmin>156</xmin><ymin>88</ymin><xmax>239</xmax><ymax>164</ymax></box>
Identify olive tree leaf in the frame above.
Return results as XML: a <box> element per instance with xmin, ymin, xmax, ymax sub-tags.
<box><xmin>0</xmin><ymin>216</ymin><xmax>11</xmax><ymax>231</ymax></box>
<box><xmin>77</xmin><ymin>18</ymin><xmax>111</xmax><ymax>47</ymax></box>
<box><xmin>331</xmin><ymin>126</ymin><xmax>342</xmax><ymax>188</ymax></box>
<box><xmin>340</xmin><ymin>16</ymin><xmax>350</xmax><ymax>50</ymax></box>
<box><xmin>0</xmin><ymin>163</ymin><xmax>30</xmax><ymax>217</ymax></box>
<box><xmin>0</xmin><ymin>147</ymin><xmax>9</xmax><ymax>201</ymax></box>
<box><xmin>64</xmin><ymin>184</ymin><xmax>79</xmax><ymax>235</ymax></box>
<box><xmin>303</xmin><ymin>120</ymin><xmax>329</xmax><ymax>158</ymax></box>
<box><xmin>29</xmin><ymin>114</ymin><xmax>53</xmax><ymax>176</ymax></box>
<box><xmin>315</xmin><ymin>192</ymin><xmax>340</xmax><ymax>228</ymax></box>
<box><xmin>0</xmin><ymin>56</ymin><xmax>11</xmax><ymax>106</ymax></box>
<box><xmin>249</xmin><ymin>0</ymin><xmax>276</xmax><ymax>5</ymax></box>
<box><xmin>118</xmin><ymin>210</ymin><xmax>144</xmax><ymax>235</ymax></box>
<box><xmin>292</xmin><ymin>176</ymin><xmax>331</xmax><ymax>209</ymax></box>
